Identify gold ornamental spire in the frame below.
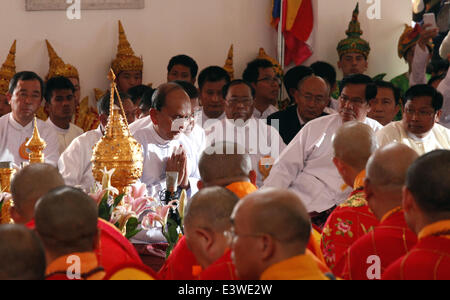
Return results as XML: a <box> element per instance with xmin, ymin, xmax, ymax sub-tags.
<box><xmin>45</xmin><ymin>40</ymin><xmax>79</xmax><ymax>81</ymax></box>
<box><xmin>0</xmin><ymin>40</ymin><xmax>17</xmax><ymax>95</ymax></box>
<box><xmin>26</xmin><ymin>117</ymin><xmax>46</xmax><ymax>164</ymax></box>
<box><xmin>91</xmin><ymin>69</ymin><xmax>143</xmax><ymax>195</ymax></box>
<box><xmin>111</xmin><ymin>21</ymin><xmax>143</xmax><ymax>76</ymax></box>
<box><xmin>224</xmin><ymin>44</ymin><xmax>234</xmax><ymax>81</ymax></box>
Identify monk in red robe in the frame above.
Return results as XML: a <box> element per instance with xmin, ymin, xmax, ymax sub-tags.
<box><xmin>383</xmin><ymin>150</ymin><xmax>450</xmax><ymax>280</ymax></box>
<box><xmin>321</xmin><ymin>122</ymin><xmax>379</xmax><ymax>270</ymax></box>
<box><xmin>184</xmin><ymin>187</ymin><xmax>240</xmax><ymax>280</ymax></box>
<box><xmin>10</xmin><ymin>164</ymin><xmax>143</xmax><ymax>275</ymax></box>
<box><xmin>335</xmin><ymin>143</ymin><xmax>419</xmax><ymax>279</ymax></box>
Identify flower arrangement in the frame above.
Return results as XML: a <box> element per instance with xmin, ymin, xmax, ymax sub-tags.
<box><xmin>90</xmin><ymin>167</ymin><xmax>186</xmax><ymax>255</ymax></box>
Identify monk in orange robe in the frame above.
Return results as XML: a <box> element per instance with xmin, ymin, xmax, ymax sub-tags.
<box><xmin>230</xmin><ymin>188</ymin><xmax>330</xmax><ymax>280</ymax></box>
<box><xmin>321</xmin><ymin>122</ymin><xmax>379</xmax><ymax>270</ymax></box>
<box><xmin>335</xmin><ymin>144</ymin><xmax>419</xmax><ymax>279</ymax></box>
<box><xmin>383</xmin><ymin>150</ymin><xmax>450</xmax><ymax>280</ymax></box>
<box><xmin>35</xmin><ymin>187</ymin><xmax>106</xmax><ymax>280</ymax></box>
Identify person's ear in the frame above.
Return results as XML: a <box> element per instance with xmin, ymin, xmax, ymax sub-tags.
<box><xmin>260</xmin><ymin>234</ymin><xmax>275</xmax><ymax>261</ymax></box>
<box><xmin>435</xmin><ymin>110</ymin><xmax>442</xmax><ymax>122</ymax></box>
<box><xmin>402</xmin><ymin>186</ymin><xmax>414</xmax><ymax>213</ymax></box>
<box><xmin>195</xmin><ymin>228</ymin><xmax>214</xmax><ymax>252</ymax></box>
<box><xmin>6</xmin><ymin>93</ymin><xmax>12</xmax><ymax>105</ymax></box>
<box><xmin>149</xmin><ymin>108</ymin><xmax>159</xmax><ymax>125</ymax></box>
<box><xmin>249</xmin><ymin>170</ymin><xmax>257</xmax><ymax>186</ymax></box>
<box><xmin>197</xmin><ymin>181</ymin><xmax>204</xmax><ymax>190</ymax></box>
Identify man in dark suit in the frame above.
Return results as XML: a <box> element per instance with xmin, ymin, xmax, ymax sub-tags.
<box><xmin>268</xmin><ymin>70</ymin><xmax>329</xmax><ymax>145</ymax></box>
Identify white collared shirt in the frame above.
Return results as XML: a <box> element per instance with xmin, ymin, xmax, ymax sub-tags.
<box><xmin>204</xmin><ymin>117</ymin><xmax>286</xmax><ymax>187</ymax></box>
<box><xmin>133</xmin><ymin>123</ymin><xmax>200</xmax><ymax>199</ymax></box>
<box><xmin>45</xmin><ymin>118</ymin><xmax>83</xmax><ymax>154</ymax></box>
<box><xmin>0</xmin><ymin>113</ymin><xmax>60</xmax><ymax>166</ymax></box>
<box><xmin>263</xmin><ymin>114</ymin><xmax>383</xmax><ymax>213</ymax></box>
<box><xmin>377</xmin><ymin>121</ymin><xmax>450</xmax><ymax>155</ymax></box>
<box><xmin>201</xmin><ymin>109</ymin><xmax>225</xmax><ymax>128</ymax></box>
<box><xmin>253</xmin><ymin>105</ymin><xmax>279</xmax><ymax>119</ymax></box>
<box><xmin>58</xmin><ymin>127</ymin><xmax>103</xmax><ymax>192</ymax></box>
<box><xmin>129</xmin><ymin>116</ymin><xmax>152</xmax><ymax>135</ymax></box>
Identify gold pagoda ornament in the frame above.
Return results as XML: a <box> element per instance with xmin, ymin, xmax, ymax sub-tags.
<box><xmin>91</xmin><ymin>69</ymin><xmax>143</xmax><ymax>195</ymax></box>
<box><xmin>0</xmin><ymin>162</ymin><xmax>16</xmax><ymax>193</ymax></box>
<box><xmin>224</xmin><ymin>44</ymin><xmax>235</xmax><ymax>81</ymax></box>
<box><xmin>25</xmin><ymin>117</ymin><xmax>46</xmax><ymax>164</ymax></box>
<box><xmin>0</xmin><ymin>40</ymin><xmax>16</xmax><ymax>96</ymax></box>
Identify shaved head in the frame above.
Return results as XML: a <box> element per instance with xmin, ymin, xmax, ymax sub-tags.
<box><xmin>237</xmin><ymin>188</ymin><xmax>311</xmax><ymax>246</ymax></box>
<box><xmin>0</xmin><ymin>224</ymin><xmax>46</xmax><ymax>280</ymax></box>
<box><xmin>367</xmin><ymin>143</ymin><xmax>419</xmax><ymax>188</ymax></box>
<box><xmin>184</xmin><ymin>186</ymin><xmax>239</xmax><ymax>232</ymax></box>
<box><xmin>199</xmin><ymin>142</ymin><xmax>253</xmax><ymax>186</ymax></box>
<box><xmin>35</xmin><ymin>186</ymin><xmax>98</xmax><ymax>259</ymax></box>
<box><xmin>333</xmin><ymin>121</ymin><xmax>377</xmax><ymax>170</ymax></box>
<box><xmin>10</xmin><ymin>163</ymin><xmax>65</xmax><ymax>223</ymax></box>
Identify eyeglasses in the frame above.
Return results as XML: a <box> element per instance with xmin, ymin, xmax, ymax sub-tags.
<box><xmin>226</xmin><ymin>98</ymin><xmax>254</xmax><ymax>106</ymax></box>
<box><xmin>224</xmin><ymin>227</ymin><xmax>263</xmax><ymax>245</ymax></box>
<box><xmin>339</xmin><ymin>94</ymin><xmax>366</xmax><ymax>106</ymax></box>
<box><xmin>404</xmin><ymin>108</ymin><xmax>435</xmax><ymax>118</ymax></box>
<box><xmin>299</xmin><ymin>92</ymin><xmax>327</xmax><ymax>104</ymax></box>
<box><xmin>256</xmin><ymin>77</ymin><xmax>281</xmax><ymax>85</ymax></box>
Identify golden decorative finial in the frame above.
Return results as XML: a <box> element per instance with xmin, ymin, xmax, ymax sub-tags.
<box><xmin>0</xmin><ymin>40</ymin><xmax>17</xmax><ymax>95</ymax></box>
<box><xmin>25</xmin><ymin>117</ymin><xmax>46</xmax><ymax>164</ymax></box>
<box><xmin>91</xmin><ymin>69</ymin><xmax>143</xmax><ymax>195</ymax></box>
<box><xmin>111</xmin><ymin>21</ymin><xmax>143</xmax><ymax>76</ymax></box>
<box><xmin>257</xmin><ymin>48</ymin><xmax>283</xmax><ymax>78</ymax></box>
<box><xmin>45</xmin><ymin>40</ymin><xmax>79</xmax><ymax>81</ymax></box>
<box><xmin>224</xmin><ymin>44</ymin><xmax>235</xmax><ymax>80</ymax></box>
<box><xmin>0</xmin><ymin>162</ymin><xmax>16</xmax><ymax>193</ymax></box>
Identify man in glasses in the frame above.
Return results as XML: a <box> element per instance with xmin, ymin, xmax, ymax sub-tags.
<box><xmin>204</xmin><ymin>80</ymin><xmax>286</xmax><ymax>187</ymax></box>
<box><xmin>377</xmin><ymin>84</ymin><xmax>450</xmax><ymax>155</ymax></box>
<box><xmin>263</xmin><ymin>74</ymin><xmax>383</xmax><ymax>229</ymax></box>
<box><xmin>268</xmin><ymin>72</ymin><xmax>329</xmax><ymax>145</ymax></box>
<box><xmin>134</xmin><ymin>82</ymin><xmax>200</xmax><ymax>198</ymax></box>
<box><xmin>243</xmin><ymin>59</ymin><xmax>280</xmax><ymax>119</ymax></box>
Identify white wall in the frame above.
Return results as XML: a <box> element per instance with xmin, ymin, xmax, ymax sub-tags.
<box><xmin>0</xmin><ymin>0</ymin><xmax>277</xmax><ymax>102</ymax></box>
<box><xmin>0</xmin><ymin>0</ymin><xmax>412</xmax><ymax>104</ymax></box>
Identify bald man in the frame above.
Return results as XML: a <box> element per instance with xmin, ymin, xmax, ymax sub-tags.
<box><xmin>10</xmin><ymin>163</ymin><xmax>64</xmax><ymax>225</ymax></box>
<box><xmin>335</xmin><ymin>143</ymin><xmax>419</xmax><ymax>280</ymax></box>
<box><xmin>0</xmin><ymin>224</ymin><xmax>46</xmax><ymax>280</ymax></box>
<box><xmin>321</xmin><ymin>122</ymin><xmax>379</xmax><ymax>270</ymax></box>
<box><xmin>383</xmin><ymin>150</ymin><xmax>450</xmax><ymax>280</ymax></box>
<box><xmin>198</xmin><ymin>142</ymin><xmax>257</xmax><ymax>198</ymax></box>
<box><xmin>184</xmin><ymin>187</ymin><xmax>239</xmax><ymax>280</ymax></box>
<box><xmin>35</xmin><ymin>186</ymin><xmax>105</xmax><ymax>280</ymax></box>
<box><xmin>229</xmin><ymin>188</ymin><xmax>329</xmax><ymax>280</ymax></box>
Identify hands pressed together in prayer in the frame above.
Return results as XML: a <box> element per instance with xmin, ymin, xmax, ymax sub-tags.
<box><xmin>418</xmin><ymin>23</ymin><xmax>439</xmax><ymax>51</ymax></box>
<box><xmin>166</xmin><ymin>145</ymin><xmax>189</xmax><ymax>190</ymax></box>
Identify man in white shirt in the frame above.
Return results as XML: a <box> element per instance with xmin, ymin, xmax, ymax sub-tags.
<box><xmin>44</xmin><ymin>76</ymin><xmax>83</xmax><ymax>154</ymax></box>
<box><xmin>377</xmin><ymin>84</ymin><xmax>450</xmax><ymax>155</ymax></box>
<box><xmin>367</xmin><ymin>80</ymin><xmax>401</xmax><ymax>126</ymax></box>
<box><xmin>263</xmin><ymin>74</ymin><xmax>383</xmax><ymax>227</ymax></box>
<box><xmin>204</xmin><ymin>80</ymin><xmax>286</xmax><ymax>187</ymax></box>
<box><xmin>129</xmin><ymin>88</ymin><xmax>155</xmax><ymax>135</ymax></box>
<box><xmin>243</xmin><ymin>59</ymin><xmax>279</xmax><ymax>119</ymax></box>
<box><xmin>58</xmin><ymin>91</ymin><xmax>132</xmax><ymax>191</ymax></box>
<box><xmin>133</xmin><ymin>82</ymin><xmax>200</xmax><ymax>199</ymax></box>
<box><xmin>198</xmin><ymin>66</ymin><xmax>230</xmax><ymax>127</ymax></box>
<box><xmin>0</xmin><ymin>71</ymin><xmax>59</xmax><ymax>166</ymax></box>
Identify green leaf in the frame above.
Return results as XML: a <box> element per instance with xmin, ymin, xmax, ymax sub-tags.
<box><xmin>98</xmin><ymin>196</ymin><xmax>111</xmax><ymax>221</ymax></box>
<box><xmin>167</xmin><ymin>218</ymin><xmax>180</xmax><ymax>244</ymax></box>
<box><xmin>348</xmin><ymin>231</ymin><xmax>354</xmax><ymax>238</ymax></box>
